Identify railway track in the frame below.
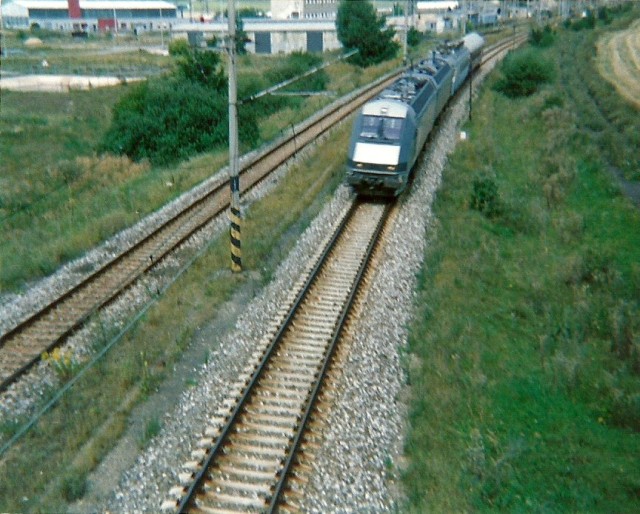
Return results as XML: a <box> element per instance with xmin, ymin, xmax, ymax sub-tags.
<box><xmin>161</xmin><ymin>199</ymin><xmax>392</xmax><ymax>513</ymax></box>
<box><xmin>0</xmin><ymin>69</ymin><xmax>403</xmax><ymax>393</ymax></box>
<box><xmin>0</xmin><ymin>31</ymin><xmax>525</xmax><ymax>395</ymax></box>
<box><xmin>158</xmin><ymin>31</ymin><xmax>530</xmax><ymax>514</ymax></box>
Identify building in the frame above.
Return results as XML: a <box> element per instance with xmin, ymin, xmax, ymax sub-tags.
<box><xmin>270</xmin><ymin>0</ymin><xmax>338</xmax><ymax>20</ymax></box>
<box><xmin>173</xmin><ymin>18</ymin><xmax>340</xmax><ymax>54</ymax></box>
<box><xmin>1</xmin><ymin>0</ymin><xmax>177</xmax><ymax>32</ymax></box>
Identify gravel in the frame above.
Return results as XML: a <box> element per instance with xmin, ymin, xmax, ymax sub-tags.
<box><xmin>104</xmin><ymin>58</ymin><xmax>499</xmax><ymax>512</ymax></box>
<box><xmin>1</xmin><ymin>53</ymin><xmax>503</xmax><ymax>512</ymax></box>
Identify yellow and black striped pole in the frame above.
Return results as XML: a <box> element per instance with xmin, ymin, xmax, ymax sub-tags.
<box><xmin>228</xmin><ymin>0</ymin><xmax>241</xmax><ymax>272</ymax></box>
<box><xmin>229</xmin><ymin>178</ymin><xmax>242</xmax><ymax>272</ymax></box>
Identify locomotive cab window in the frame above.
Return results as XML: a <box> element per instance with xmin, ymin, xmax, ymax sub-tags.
<box><xmin>360</xmin><ymin>116</ymin><xmax>403</xmax><ymax>142</ymax></box>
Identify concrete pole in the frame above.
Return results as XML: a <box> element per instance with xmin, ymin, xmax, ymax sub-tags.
<box><xmin>403</xmin><ymin>0</ymin><xmax>409</xmax><ymax>64</ymax></box>
<box><xmin>228</xmin><ymin>0</ymin><xmax>242</xmax><ymax>272</ymax></box>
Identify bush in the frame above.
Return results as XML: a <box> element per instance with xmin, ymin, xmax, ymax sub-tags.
<box><xmin>407</xmin><ymin>27</ymin><xmax>422</xmax><ymax>47</ymax></box>
<box><xmin>567</xmin><ymin>14</ymin><xmax>596</xmax><ymax>31</ymax></box>
<box><xmin>174</xmin><ymin>49</ymin><xmax>226</xmax><ymax>89</ymax></box>
<box><xmin>470</xmin><ymin>176</ymin><xmax>501</xmax><ymax>217</ymax></box>
<box><xmin>61</xmin><ymin>471</ymin><xmax>87</xmax><ymax>502</ymax></box>
<box><xmin>99</xmin><ymin>78</ymin><xmax>259</xmax><ymax>166</ymax></box>
<box><xmin>530</xmin><ymin>25</ymin><xmax>555</xmax><ymax>47</ymax></box>
<box><xmin>493</xmin><ymin>49</ymin><xmax>555</xmax><ymax>98</ymax></box>
<box><xmin>168</xmin><ymin>38</ymin><xmax>190</xmax><ymax>57</ymax></box>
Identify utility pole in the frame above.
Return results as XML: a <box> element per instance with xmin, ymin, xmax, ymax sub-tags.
<box><xmin>227</xmin><ymin>0</ymin><xmax>241</xmax><ymax>272</ymax></box>
<box><xmin>403</xmin><ymin>0</ymin><xmax>409</xmax><ymax>64</ymax></box>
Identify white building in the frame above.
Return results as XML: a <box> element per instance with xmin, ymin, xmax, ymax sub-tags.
<box><xmin>1</xmin><ymin>0</ymin><xmax>177</xmax><ymax>32</ymax></box>
<box><xmin>173</xmin><ymin>18</ymin><xmax>341</xmax><ymax>54</ymax></box>
<box><xmin>270</xmin><ymin>0</ymin><xmax>338</xmax><ymax>20</ymax></box>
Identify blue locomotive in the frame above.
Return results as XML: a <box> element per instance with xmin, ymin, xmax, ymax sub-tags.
<box><xmin>346</xmin><ymin>32</ymin><xmax>485</xmax><ymax>197</ymax></box>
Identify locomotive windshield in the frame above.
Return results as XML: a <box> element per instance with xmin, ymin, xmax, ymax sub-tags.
<box><xmin>360</xmin><ymin>116</ymin><xmax>403</xmax><ymax>142</ymax></box>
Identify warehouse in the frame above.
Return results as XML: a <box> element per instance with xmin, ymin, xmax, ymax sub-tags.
<box><xmin>0</xmin><ymin>0</ymin><xmax>177</xmax><ymax>32</ymax></box>
<box><xmin>172</xmin><ymin>18</ymin><xmax>341</xmax><ymax>55</ymax></box>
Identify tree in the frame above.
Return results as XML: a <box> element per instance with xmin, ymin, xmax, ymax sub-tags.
<box><xmin>336</xmin><ymin>0</ymin><xmax>399</xmax><ymax>67</ymax></box>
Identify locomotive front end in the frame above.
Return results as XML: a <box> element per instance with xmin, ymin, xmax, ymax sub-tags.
<box><xmin>346</xmin><ymin>100</ymin><xmax>416</xmax><ymax>197</ymax></box>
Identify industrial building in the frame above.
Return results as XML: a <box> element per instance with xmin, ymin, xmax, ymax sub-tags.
<box><xmin>173</xmin><ymin>18</ymin><xmax>341</xmax><ymax>55</ymax></box>
<box><xmin>1</xmin><ymin>0</ymin><xmax>178</xmax><ymax>33</ymax></box>
<box><xmin>270</xmin><ymin>0</ymin><xmax>339</xmax><ymax>20</ymax></box>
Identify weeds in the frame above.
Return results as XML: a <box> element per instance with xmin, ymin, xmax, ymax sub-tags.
<box><xmin>61</xmin><ymin>471</ymin><xmax>87</xmax><ymax>502</ymax></box>
<box><xmin>403</xmin><ymin>6</ymin><xmax>640</xmax><ymax>511</ymax></box>
<box><xmin>41</xmin><ymin>348</ymin><xmax>81</xmax><ymax>381</ymax></box>
<box><xmin>470</xmin><ymin>175</ymin><xmax>501</xmax><ymax>217</ymax></box>
<box><xmin>139</xmin><ymin>417</ymin><xmax>162</xmax><ymax>448</ymax></box>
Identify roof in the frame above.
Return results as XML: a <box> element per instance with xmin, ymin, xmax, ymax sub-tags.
<box><xmin>4</xmin><ymin>0</ymin><xmax>177</xmax><ymax>9</ymax></box>
<box><xmin>416</xmin><ymin>1</ymin><xmax>459</xmax><ymax>11</ymax></box>
<box><xmin>362</xmin><ymin>99</ymin><xmax>410</xmax><ymax>119</ymax></box>
<box><xmin>173</xmin><ymin>18</ymin><xmax>337</xmax><ymax>33</ymax></box>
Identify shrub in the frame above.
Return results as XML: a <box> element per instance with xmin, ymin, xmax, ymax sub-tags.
<box><xmin>407</xmin><ymin>27</ymin><xmax>422</xmax><ymax>47</ymax></box>
<box><xmin>168</xmin><ymin>38</ymin><xmax>190</xmax><ymax>57</ymax></box>
<box><xmin>493</xmin><ymin>49</ymin><xmax>555</xmax><ymax>98</ymax></box>
<box><xmin>470</xmin><ymin>176</ymin><xmax>501</xmax><ymax>217</ymax></box>
<box><xmin>568</xmin><ymin>14</ymin><xmax>596</xmax><ymax>31</ymax></box>
<box><xmin>530</xmin><ymin>24</ymin><xmax>555</xmax><ymax>47</ymax></box>
<box><xmin>61</xmin><ymin>471</ymin><xmax>87</xmax><ymax>502</ymax></box>
<box><xmin>99</xmin><ymin>78</ymin><xmax>259</xmax><ymax>166</ymax></box>
<box><xmin>174</xmin><ymin>48</ymin><xmax>226</xmax><ymax>89</ymax></box>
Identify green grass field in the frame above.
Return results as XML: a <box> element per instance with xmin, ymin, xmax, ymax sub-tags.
<box><xmin>1</xmin><ymin>7</ymin><xmax>639</xmax><ymax>511</ymax></box>
<box><xmin>0</xmin><ymin>43</ymin><xmax>399</xmax><ymax>294</ymax></box>
<box><xmin>402</xmin><ymin>6</ymin><xmax>640</xmax><ymax>512</ymax></box>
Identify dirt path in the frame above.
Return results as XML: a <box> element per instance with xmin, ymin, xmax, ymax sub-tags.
<box><xmin>596</xmin><ymin>19</ymin><xmax>640</xmax><ymax>109</ymax></box>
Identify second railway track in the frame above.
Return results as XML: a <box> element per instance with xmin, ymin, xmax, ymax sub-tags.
<box><xmin>0</xmin><ymin>31</ymin><xmax>525</xmax><ymax>394</ymax></box>
<box><xmin>0</xmin><ymin>69</ymin><xmax>402</xmax><ymax>393</ymax></box>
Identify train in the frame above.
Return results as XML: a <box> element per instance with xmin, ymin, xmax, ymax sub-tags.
<box><xmin>345</xmin><ymin>32</ymin><xmax>485</xmax><ymax>197</ymax></box>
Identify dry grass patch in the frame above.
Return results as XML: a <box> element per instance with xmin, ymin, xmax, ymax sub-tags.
<box><xmin>596</xmin><ymin>19</ymin><xmax>640</xmax><ymax>108</ymax></box>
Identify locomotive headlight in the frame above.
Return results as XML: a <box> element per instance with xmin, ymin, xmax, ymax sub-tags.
<box><xmin>356</xmin><ymin>163</ymin><xmax>363</xmax><ymax>168</ymax></box>
<box><xmin>386</xmin><ymin>165</ymin><xmax>396</xmax><ymax>171</ymax></box>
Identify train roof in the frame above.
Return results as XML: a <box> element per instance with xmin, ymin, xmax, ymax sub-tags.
<box><xmin>462</xmin><ymin>32</ymin><xmax>485</xmax><ymax>54</ymax></box>
<box><xmin>362</xmin><ymin>99</ymin><xmax>410</xmax><ymax>118</ymax></box>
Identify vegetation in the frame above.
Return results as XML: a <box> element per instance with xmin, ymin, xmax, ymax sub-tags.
<box><xmin>0</xmin><ymin>118</ymin><xmax>350</xmax><ymax>514</ymax></box>
<box><xmin>0</xmin><ymin>42</ymin><xmax>397</xmax><ymax>293</ymax></box>
<box><xmin>492</xmin><ymin>48</ymin><xmax>554</xmax><ymax>98</ymax></box>
<box><xmin>403</xmin><ymin>5</ymin><xmax>640</xmax><ymax>512</ymax></box>
<box><xmin>407</xmin><ymin>27</ymin><xmax>423</xmax><ymax>48</ymax></box>
<box><xmin>530</xmin><ymin>24</ymin><xmax>556</xmax><ymax>47</ymax></box>
<box><xmin>99</xmin><ymin>46</ymin><xmax>260</xmax><ymax>166</ymax></box>
<box><xmin>557</xmin><ymin>4</ymin><xmax>639</xmax><ymax>181</ymax></box>
<box><xmin>336</xmin><ymin>0</ymin><xmax>399</xmax><ymax>66</ymax></box>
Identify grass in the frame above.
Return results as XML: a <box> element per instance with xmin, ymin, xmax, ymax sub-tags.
<box><xmin>4</xmin><ymin>13</ymin><xmax>636</xmax><ymax>511</ymax></box>
<box><xmin>0</xmin><ymin>41</ymin><xmax>403</xmax><ymax>294</ymax></box>
<box><xmin>402</xmin><ymin>7</ymin><xmax>640</xmax><ymax>512</ymax></box>
<box><xmin>0</xmin><ymin>120</ymin><xmax>350</xmax><ymax>511</ymax></box>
